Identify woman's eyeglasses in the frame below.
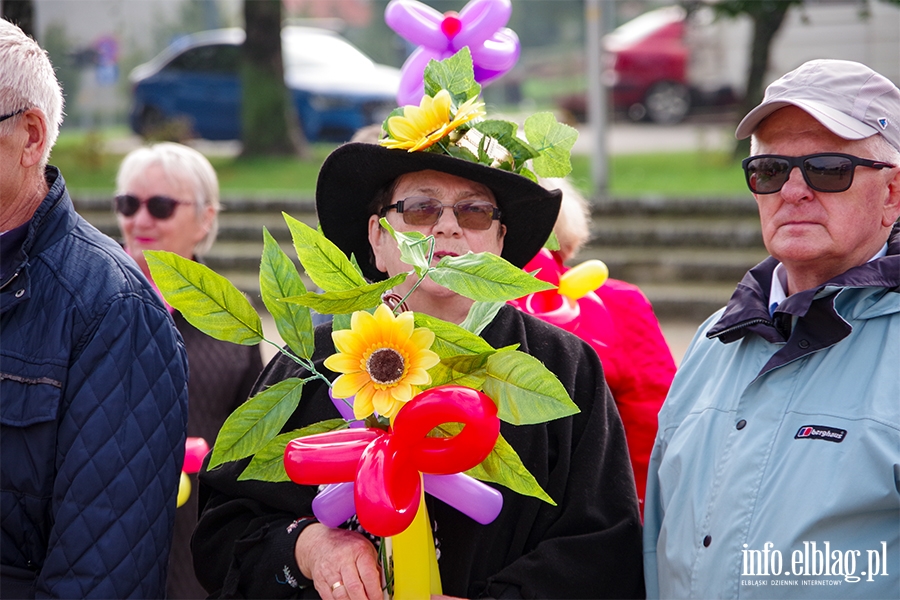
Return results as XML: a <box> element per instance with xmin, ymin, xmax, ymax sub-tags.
<box><xmin>0</xmin><ymin>108</ymin><xmax>27</xmax><ymax>123</ymax></box>
<box><xmin>742</xmin><ymin>153</ymin><xmax>896</xmax><ymax>194</ymax></box>
<box><xmin>114</xmin><ymin>194</ymin><xmax>193</xmax><ymax>220</ymax></box>
<box><xmin>380</xmin><ymin>196</ymin><xmax>501</xmax><ymax>230</ymax></box>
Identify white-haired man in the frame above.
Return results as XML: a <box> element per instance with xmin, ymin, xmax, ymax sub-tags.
<box><xmin>644</xmin><ymin>59</ymin><xmax>900</xmax><ymax>598</ymax></box>
<box><xmin>0</xmin><ymin>19</ymin><xmax>188</xmax><ymax>598</ymax></box>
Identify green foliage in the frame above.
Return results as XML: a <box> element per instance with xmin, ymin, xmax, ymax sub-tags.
<box><xmin>429</xmin><ymin>252</ymin><xmax>555</xmax><ymax>302</ymax></box>
<box><xmin>283</xmin><ymin>274</ymin><xmax>408</xmax><ymax>314</ymax></box>
<box><xmin>145</xmin><ymin>251</ymin><xmax>263</xmax><ymax>345</ymax></box>
<box><xmin>466</xmin><ymin>431</ymin><xmax>555</xmax><ymax>505</ymax></box>
<box><xmin>435</xmin><ymin>423</ymin><xmax>553</xmax><ymax>504</ymax></box>
<box><xmin>260</xmin><ymin>228</ymin><xmax>315</xmax><ymax>359</ymax></box>
<box><xmin>483</xmin><ymin>352</ymin><xmax>579</xmax><ymax>425</ymax></box>
<box><xmin>285</xmin><ymin>214</ymin><xmax>367</xmax><ymax>291</ymax></box>
<box><xmin>208</xmin><ymin>378</ymin><xmax>305</xmax><ymax>469</ymax></box>
<box><xmin>423</xmin><ymin>47</ymin><xmax>482</xmax><ymax>106</ymax></box>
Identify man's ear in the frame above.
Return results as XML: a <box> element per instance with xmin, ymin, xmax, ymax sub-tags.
<box><xmin>883</xmin><ymin>167</ymin><xmax>900</xmax><ymax>227</ymax></box>
<box><xmin>20</xmin><ymin>109</ymin><xmax>48</xmax><ymax>169</ymax></box>
<box><xmin>367</xmin><ymin>214</ymin><xmax>387</xmax><ymax>273</ymax></box>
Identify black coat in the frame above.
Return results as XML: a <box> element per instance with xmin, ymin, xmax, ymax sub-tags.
<box><xmin>194</xmin><ymin>305</ymin><xmax>644</xmax><ymax>599</ymax></box>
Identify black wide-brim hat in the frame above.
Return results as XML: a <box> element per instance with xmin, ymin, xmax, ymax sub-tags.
<box><xmin>316</xmin><ymin>143</ymin><xmax>563</xmax><ymax>282</ymax></box>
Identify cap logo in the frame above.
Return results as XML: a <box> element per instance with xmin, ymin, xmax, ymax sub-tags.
<box><xmin>877</xmin><ymin>118</ymin><xmax>888</xmax><ymax>130</ymax></box>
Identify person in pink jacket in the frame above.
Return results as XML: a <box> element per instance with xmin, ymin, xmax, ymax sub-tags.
<box><xmin>510</xmin><ymin>179</ymin><xmax>676</xmax><ymax>513</ymax></box>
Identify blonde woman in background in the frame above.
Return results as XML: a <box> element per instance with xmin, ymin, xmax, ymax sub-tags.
<box><xmin>115</xmin><ymin>143</ymin><xmax>263</xmax><ymax>599</ymax></box>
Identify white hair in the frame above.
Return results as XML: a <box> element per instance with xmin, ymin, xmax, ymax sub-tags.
<box><xmin>116</xmin><ymin>143</ymin><xmax>221</xmax><ymax>254</ymax></box>
<box><xmin>539</xmin><ymin>177</ymin><xmax>591</xmax><ymax>262</ymax></box>
<box><xmin>0</xmin><ymin>19</ymin><xmax>64</xmax><ymax>167</ymax></box>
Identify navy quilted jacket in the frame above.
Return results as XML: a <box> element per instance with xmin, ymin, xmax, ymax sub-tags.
<box><xmin>1</xmin><ymin>168</ymin><xmax>189</xmax><ymax>598</ymax></box>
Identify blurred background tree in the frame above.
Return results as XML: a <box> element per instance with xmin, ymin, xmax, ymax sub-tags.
<box><xmin>242</xmin><ymin>0</ymin><xmax>307</xmax><ymax>157</ymax></box>
<box><xmin>711</xmin><ymin>0</ymin><xmax>801</xmax><ymax>157</ymax></box>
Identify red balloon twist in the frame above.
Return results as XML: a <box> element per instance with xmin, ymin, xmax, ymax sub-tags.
<box><xmin>284</xmin><ymin>385</ymin><xmax>499</xmax><ymax>537</ymax></box>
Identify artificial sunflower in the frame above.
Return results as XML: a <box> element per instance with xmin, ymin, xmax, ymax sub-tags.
<box><xmin>382</xmin><ymin>89</ymin><xmax>486</xmax><ymax>152</ymax></box>
<box><xmin>324</xmin><ymin>304</ymin><xmax>440</xmax><ymax>420</ymax></box>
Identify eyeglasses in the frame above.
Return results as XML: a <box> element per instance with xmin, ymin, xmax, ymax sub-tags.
<box><xmin>742</xmin><ymin>153</ymin><xmax>896</xmax><ymax>194</ymax></box>
<box><xmin>0</xmin><ymin>108</ymin><xmax>27</xmax><ymax>123</ymax></box>
<box><xmin>380</xmin><ymin>196</ymin><xmax>501</xmax><ymax>230</ymax></box>
<box><xmin>114</xmin><ymin>194</ymin><xmax>193</xmax><ymax>220</ymax></box>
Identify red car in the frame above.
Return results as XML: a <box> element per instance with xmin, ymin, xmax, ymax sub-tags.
<box><xmin>603</xmin><ymin>5</ymin><xmax>691</xmax><ymax>124</ymax></box>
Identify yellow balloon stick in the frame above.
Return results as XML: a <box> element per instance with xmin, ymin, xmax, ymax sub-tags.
<box><xmin>391</xmin><ymin>478</ymin><xmax>442</xmax><ymax>599</ymax></box>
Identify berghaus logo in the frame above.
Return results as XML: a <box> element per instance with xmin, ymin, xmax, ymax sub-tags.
<box><xmin>795</xmin><ymin>425</ymin><xmax>846</xmax><ymax>443</ymax></box>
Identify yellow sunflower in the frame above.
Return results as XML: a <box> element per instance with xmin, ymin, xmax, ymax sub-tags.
<box><xmin>324</xmin><ymin>304</ymin><xmax>440</xmax><ymax>420</ymax></box>
<box><xmin>381</xmin><ymin>89</ymin><xmax>486</xmax><ymax>152</ymax></box>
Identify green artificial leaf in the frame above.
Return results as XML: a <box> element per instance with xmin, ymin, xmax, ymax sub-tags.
<box><xmin>472</xmin><ymin>120</ymin><xmax>541</xmax><ymax>169</ymax></box>
<box><xmin>145</xmin><ymin>251</ymin><xmax>263</xmax><ymax>345</ymax></box>
<box><xmin>380</xmin><ymin>218</ymin><xmax>432</xmax><ymax>274</ymax></box>
<box><xmin>460</xmin><ymin>301</ymin><xmax>506</xmax><ymax>335</ymax></box>
<box><xmin>208</xmin><ymin>378</ymin><xmax>305</xmax><ymax>469</ymax></box>
<box><xmin>428</xmin><ymin>351</ymin><xmax>493</xmax><ymax>388</ymax></box>
<box><xmin>428</xmin><ymin>362</ymin><xmax>487</xmax><ymax>389</ymax></box>
<box><xmin>260</xmin><ymin>228</ymin><xmax>315</xmax><ymax>359</ymax></box>
<box><xmin>468</xmin><ymin>432</ymin><xmax>555</xmax><ymax>504</ymax></box>
<box><xmin>414</xmin><ymin>313</ymin><xmax>495</xmax><ymax>358</ymax></box>
<box><xmin>283</xmin><ymin>273</ymin><xmax>407</xmax><ymax>314</ymax></box>
<box><xmin>543</xmin><ymin>231</ymin><xmax>560</xmax><ymax>251</ymax></box>
<box><xmin>423</xmin><ymin>47</ymin><xmax>481</xmax><ymax>105</ymax></box>
<box><xmin>482</xmin><ymin>351</ymin><xmax>579</xmax><ymax>425</ymax></box>
<box><xmin>284</xmin><ymin>213</ymin><xmax>367</xmax><ymax>292</ymax></box>
<box><xmin>445</xmin><ymin>142</ymin><xmax>480</xmax><ymax>163</ymax></box>
<box><xmin>238</xmin><ymin>419</ymin><xmax>348</xmax><ymax>482</ymax></box>
<box><xmin>333</xmin><ymin>313</ymin><xmax>352</xmax><ymax>331</ymax></box>
<box><xmin>431</xmin><ymin>423</ymin><xmax>554</xmax><ymax>505</ymax></box>
<box><xmin>429</xmin><ymin>252</ymin><xmax>555</xmax><ymax>302</ymax></box>
<box><xmin>382</xmin><ymin>106</ymin><xmax>406</xmax><ymax>138</ymax></box>
<box><xmin>524</xmin><ymin>113</ymin><xmax>578</xmax><ymax>178</ymax></box>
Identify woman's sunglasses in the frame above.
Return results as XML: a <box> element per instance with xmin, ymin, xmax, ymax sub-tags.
<box><xmin>742</xmin><ymin>153</ymin><xmax>896</xmax><ymax>194</ymax></box>
<box><xmin>380</xmin><ymin>196</ymin><xmax>501</xmax><ymax>230</ymax></box>
<box><xmin>114</xmin><ymin>194</ymin><xmax>193</xmax><ymax>220</ymax></box>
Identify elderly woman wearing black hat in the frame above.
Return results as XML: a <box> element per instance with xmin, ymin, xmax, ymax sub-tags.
<box><xmin>192</xmin><ymin>57</ymin><xmax>644</xmax><ymax>600</ymax></box>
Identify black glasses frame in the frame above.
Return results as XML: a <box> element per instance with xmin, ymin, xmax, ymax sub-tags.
<box><xmin>742</xmin><ymin>152</ymin><xmax>896</xmax><ymax>194</ymax></box>
<box><xmin>0</xmin><ymin>108</ymin><xmax>27</xmax><ymax>123</ymax></box>
<box><xmin>380</xmin><ymin>196</ymin><xmax>501</xmax><ymax>230</ymax></box>
<box><xmin>114</xmin><ymin>194</ymin><xmax>193</xmax><ymax>220</ymax></box>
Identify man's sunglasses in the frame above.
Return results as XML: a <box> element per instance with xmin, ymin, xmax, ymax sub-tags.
<box><xmin>380</xmin><ymin>196</ymin><xmax>501</xmax><ymax>230</ymax></box>
<box><xmin>114</xmin><ymin>194</ymin><xmax>193</xmax><ymax>220</ymax></box>
<box><xmin>742</xmin><ymin>152</ymin><xmax>896</xmax><ymax>194</ymax></box>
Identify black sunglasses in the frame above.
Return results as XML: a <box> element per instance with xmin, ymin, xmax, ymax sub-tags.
<box><xmin>114</xmin><ymin>194</ymin><xmax>193</xmax><ymax>220</ymax></box>
<box><xmin>380</xmin><ymin>196</ymin><xmax>501</xmax><ymax>230</ymax></box>
<box><xmin>0</xmin><ymin>108</ymin><xmax>27</xmax><ymax>123</ymax></box>
<box><xmin>742</xmin><ymin>153</ymin><xmax>896</xmax><ymax>194</ymax></box>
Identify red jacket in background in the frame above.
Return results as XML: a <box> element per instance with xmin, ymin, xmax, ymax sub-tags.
<box><xmin>509</xmin><ymin>249</ymin><xmax>676</xmax><ymax>511</ymax></box>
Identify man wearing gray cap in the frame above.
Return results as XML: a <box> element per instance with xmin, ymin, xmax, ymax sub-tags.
<box><xmin>643</xmin><ymin>59</ymin><xmax>900</xmax><ymax>598</ymax></box>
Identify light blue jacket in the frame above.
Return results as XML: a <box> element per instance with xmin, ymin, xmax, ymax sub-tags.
<box><xmin>644</xmin><ymin>223</ymin><xmax>900</xmax><ymax>599</ymax></box>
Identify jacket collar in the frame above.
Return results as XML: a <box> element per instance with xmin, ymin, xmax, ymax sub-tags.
<box><xmin>0</xmin><ymin>167</ymin><xmax>72</xmax><ymax>310</ymax></box>
<box><xmin>708</xmin><ymin>221</ymin><xmax>900</xmax><ymax>346</ymax></box>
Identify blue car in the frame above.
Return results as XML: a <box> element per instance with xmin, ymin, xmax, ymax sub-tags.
<box><xmin>129</xmin><ymin>26</ymin><xmax>401</xmax><ymax>142</ymax></box>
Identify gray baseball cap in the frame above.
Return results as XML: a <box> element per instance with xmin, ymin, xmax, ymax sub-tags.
<box><xmin>736</xmin><ymin>59</ymin><xmax>900</xmax><ymax>152</ymax></box>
